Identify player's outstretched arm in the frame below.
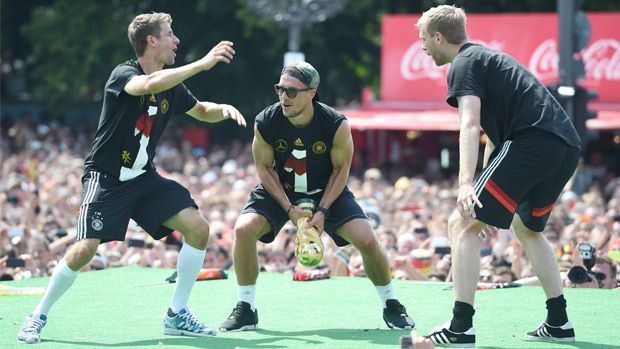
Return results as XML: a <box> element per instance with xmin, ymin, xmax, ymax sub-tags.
<box><xmin>125</xmin><ymin>41</ymin><xmax>235</xmax><ymax>96</ymax></box>
<box><xmin>187</xmin><ymin>101</ymin><xmax>246</xmax><ymax>126</ymax></box>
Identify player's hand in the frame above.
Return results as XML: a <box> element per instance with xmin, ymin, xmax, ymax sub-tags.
<box><xmin>307</xmin><ymin>212</ymin><xmax>325</xmax><ymax>235</ymax></box>
<box><xmin>200</xmin><ymin>41</ymin><xmax>235</xmax><ymax>71</ymax></box>
<box><xmin>288</xmin><ymin>206</ymin><xmax>312</xmax><ymax>226</ymax></box>
<box><xmin>219</xmin><ymin>104</ymin><xmax>246</xmax><ymax>127</ymax></box>
<box><xmin>457</xmin><ymin>183</ymin><xmax>482</xmax><ymax>220</ymax></box>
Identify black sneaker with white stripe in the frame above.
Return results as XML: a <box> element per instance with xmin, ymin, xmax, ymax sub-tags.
<box><xmin>382</xmin><ymin>299</ymin><xmax>415</xmax><ymax>329</ymax></box>
<box><xmin>526</xmin><ymin>321</ymin><xmax>575</xmax><ymax>342</ymax></box>
<box><xmin>425</xmin><ymin>322</ymin><xmax>475</xmax><ymax>348</ymax></box>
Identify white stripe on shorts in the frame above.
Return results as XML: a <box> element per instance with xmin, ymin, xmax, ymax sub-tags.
<box><xmin>474</xmin><ymin>140</ymin><xmax>512</xmax><ymax>197</ymax></box>
<box><xmin>77</xmin><ymin>171</ymin><xmax>100</xmax><ymax>240</ymax></box>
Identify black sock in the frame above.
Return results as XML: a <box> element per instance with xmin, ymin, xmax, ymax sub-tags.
<box><xmin>546</xmin><ymin>295</ymin><xmax>568</xmax><ymax>326</ymax></box>
<box><xmin>450</xmin><ymin>301</ymin><xmax>475</xmax><ymax>332</ymax></box>
<box><xmin>167</xmin><ymin>308</ymin><xmax>177</xmax><ymax>317</ymax></box>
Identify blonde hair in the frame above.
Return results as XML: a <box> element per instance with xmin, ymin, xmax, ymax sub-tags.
<box><xmin>127</xmin><ymin>12</ymin><xmax>172</xmax><ymax>57</ymax></box>
<box><xmin>416</xmin><ymin>5</ymin><xmax>468</xmax><ymax>45</ymax></box>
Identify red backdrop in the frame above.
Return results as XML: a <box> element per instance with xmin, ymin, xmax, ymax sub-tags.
<box><xmin>381</xmin><ymin>13</ymin><xmax>620</xmax><ymax>103</ymax></box>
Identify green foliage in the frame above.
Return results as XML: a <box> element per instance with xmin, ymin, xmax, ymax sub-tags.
<box><xmin>20</xmin><ymin>0</ymin><xmax>132</xmax><ymax>113</ymax></box>
<box><xmin>3</xmin><ymin>0</ymin><xmax>620</xmax><ymax>132</ymax></box>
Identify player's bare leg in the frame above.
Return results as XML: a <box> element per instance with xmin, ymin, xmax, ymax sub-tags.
<box><xmin>18</xmin><ymin>238</ymin><xmax>99</xmax><ymax>344</ymax></box>
<box><xmin>161</xmin><ymin>207</ymin><xmax>215</xmax><ymax>337</ymax></box>
<box><xmin>339</xmin><ymin>218</ymin><xmax>414</xmax><ymax>329</ymax></box>
<box><xmin>425</xmin><ymin>211</ymin><xmax>483</xmax><ymax>347</ymax></box>
<box><xmin>512</xmin><ymin>214</ymin><xmax>574</xmax><ymax>342</ymax></box>
<box><xmin>219</xmin><ymin>213</ymin><xmax>270</xmax><ymax>332</ymax></box>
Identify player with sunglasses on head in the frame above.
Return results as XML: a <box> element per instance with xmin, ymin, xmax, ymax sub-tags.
<box><xmin>219</xmin><ymin>61</ymin><xmax>414</xmax><ymax>332</ymax></box>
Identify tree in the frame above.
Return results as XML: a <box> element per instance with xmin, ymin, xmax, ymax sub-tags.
<box><xmin>7</xmin><ymin>0</ymin><xmax>619</xmax><ymax>135</ymax></box>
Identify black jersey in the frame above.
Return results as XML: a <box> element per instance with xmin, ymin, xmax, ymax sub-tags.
<box><xmin>255</xmin><ymin>101</ymin><xmax>346</xmax><ymax>196</ymax></box>
<box><xmin>84</xmin><ymin>60</ymin><xmax>197</xmax><ymax>181</ymax></box>
<box><xmin>447</xmin><ymin>43</ymin><xmax>580</xmax><ymax>149</ymax></box>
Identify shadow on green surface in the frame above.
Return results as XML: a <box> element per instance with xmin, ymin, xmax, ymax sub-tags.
<box><xmin>46</xmin><ymin>336</ymin><xmax>620</xmax><ymax>349</ymax></box>
<box><xmin>48</xmin><ymin>337</ymin><xmax>301</xmax><ymax>349</ymax></box>
<box><xmin>46</xmin><ymin>328</ymin><xmax>403</xmax><ymax>348</ymax></box>
<box><xmin>256</xmin><ymin>328</ymin><xmax>401</xmax><ymax>346</ymax></box>
<box><xmin>476</xmin><ymin>341</ymin><xmax>620</xmax><ymax>349</ymax></box>
<box><xmin>544</xmin><ymin>341</ymin><xmax>619</xmax><ymax>349</ymax></box>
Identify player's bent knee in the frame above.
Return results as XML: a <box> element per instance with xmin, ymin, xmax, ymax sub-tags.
<box><xmin>234</xmin><ymin>223</ymin><xmax>261</xmax><ymax>242</ymax></box>
<box><xmin>447</xmin><ymin>211</ymin><xmax>465</xmax><ymax>237</ymax></box>
<box><xmin>350</xmin><ymin>232</ymin><xmax>381</xmax><ymax>253</ymax></box>
<box><xmin>66</xmin><ymin>239</ymin><xmax>99</xmax><ymax>270</ymax></box>
<box><xmin>191</xmin><ymin>219</ymin><xmax>210</xmax><ymax>245</ymax></box>
<box><xmin>447</xmin><ymin>211</ymin><xmax>481</xmax><ymax>241</ymax></box>
<box><xmin>195</xmin><ymin>219</ymin><xmax>210</xmax><ymax>239</ymax></box>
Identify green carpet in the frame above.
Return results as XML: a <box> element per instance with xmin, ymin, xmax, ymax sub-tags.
<box><xmin>1</xmin><ymin>267</ymin><xmax>618</xmax><ymax>348</ymax></box>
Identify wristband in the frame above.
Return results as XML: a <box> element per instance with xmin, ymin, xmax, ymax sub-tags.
<box><xmin>286</xmin><ymin>204</ymin><xmax>294</xmax><ymax>215</ymax></box>
<box><xmin>316</xmin><ymin>206</ymin><xmax>330</xmax><ymax>217</ymax></box>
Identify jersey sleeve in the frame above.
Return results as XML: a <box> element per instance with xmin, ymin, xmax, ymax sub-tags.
<box><xmin>255</xmin><ymin>106</ymin><xmax>275</xmax><ymax>144</ymax></box>
<box><xmin>446</xmin><ymin>56</ymin><xmax>486</xmax><ymax>108</ymax></box>
<box><xmin>106</xmin><ymin>64</ymin><xmax>139</xmax><ymax>97</ymax></box>
<box><xmin>172</xmin><ymin>82</ymin><xmax>199</xmax><ymax>114</ymax></box>
<box><xmin>333</xmin><ymin>111</ymin><xmax>346</xmax><ymax>129</ymax></box>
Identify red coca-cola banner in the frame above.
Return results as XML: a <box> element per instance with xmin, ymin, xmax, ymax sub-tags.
<box><xmin>382</xmin><ymin>13</ymin><xmax>620</xmax><ymax>103</ymax></box>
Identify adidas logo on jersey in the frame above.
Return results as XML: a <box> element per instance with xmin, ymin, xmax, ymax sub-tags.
<box><xmin>294</xmin><ymin>138</ymin><xmax>304</xmax><ymax>147</ymax></box>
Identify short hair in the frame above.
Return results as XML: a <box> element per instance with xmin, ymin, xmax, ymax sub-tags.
<box><xmin>416</xmin><ymin>5</ymin><xmax>468</xmax><ymax>45</ymax></box>
<box><xmin>127</xmin><ymin>12</ymin><xmax>172</xmax><ymax>57</ymax></box>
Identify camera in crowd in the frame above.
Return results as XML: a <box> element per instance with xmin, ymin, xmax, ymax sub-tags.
<box><xmin>567</xmin><ymin>242</ymin><xmax>599</xmax><ymax>284</ymax></box>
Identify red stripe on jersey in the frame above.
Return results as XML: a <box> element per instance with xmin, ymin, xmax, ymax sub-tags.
<box><xmin>532</xmin><ymin>203</ymin><xmax>555</xmax><ymax>217</ymax></box>
<box><xmin>284</xmin><ymin>156</ymin><xmax>307</xmax><ymax>176</ymax></box>
<box><xmin>485</xmin><ymin>179</ymin><xmax>517</xmax><ymax>213</ymax></box>
<box><xmin>135</xmin><ymin>112</ymin><xmax>153</xmax><ymax>137</ymax></box>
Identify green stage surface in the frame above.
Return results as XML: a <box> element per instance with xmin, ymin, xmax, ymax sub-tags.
<box><xmin>1</xmin><ymin>267</ymin><xmax>619</xmax><ymax>349</ymax></box>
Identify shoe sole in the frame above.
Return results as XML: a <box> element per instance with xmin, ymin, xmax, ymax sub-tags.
<box><xmin>435</xmin><ymin>343</ymin><xmax>475</xmax><ymax>348</ymax></box>
<box><xmin>163</xmin><ymin>328</ymin><xmax>216</xmax><ymax>337</ymax></box>
<box><xmin>17</xmin><ymin>338</ymin><xmax>41</xmax><ymax>344</ymax></box>
<box><xmin>219</xmin><ymin>324</ymin><xmax>258</xmax><ymax>332</ymax></box>
<box><xmin>384</xmin><ymin>321</ymin><xmax>415</xmax><ymax>330</ymax></box>
<box><xmin>526</xmin><ymin>335</ymin><xmax>575</xmax><ymax>342</ymax></box>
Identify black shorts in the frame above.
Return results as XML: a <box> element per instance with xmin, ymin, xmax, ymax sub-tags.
<box><xmin>76</xmin><ymin>170</ymin><xmax>197</xmax><ymax>243</ymax></box>
<box><xmin>474</xmin><ymin>129</ymin><xmax>579</xmax><ymax>232</ymax></box>
<box><xmin>241</xmin><ymin>186</ymin><xmax>368</xmax><ymax>247</ymax></box>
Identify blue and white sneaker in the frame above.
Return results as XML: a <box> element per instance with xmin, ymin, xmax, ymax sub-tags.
<box><xmin>17</xmin><ymin>314</ymin><xmax>47</xmax><ymax>344</ymax></box>
<box><xmin>162</xmin><ymin>308</ymin><xmax>215</xmax><ymax>337</ymax></box>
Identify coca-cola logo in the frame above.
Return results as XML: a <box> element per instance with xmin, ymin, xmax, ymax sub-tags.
<box><xmin>400</xmin><ymin>38</ymin><xmax>620</xmax><ymax>83</ymax></box>
<box><xmin>582</xmin><ymin>39</ymin><xmax>620</xmax><ymax>81</ymax></box>
<box><xmin>400</xmin><ymin>41</ymin><xmax>448</xmax><ymax>81</ymax></box>
<box><xmin>529</xmin><ymin>39</ymin><xmax>558</xmax><ymax>82</ymax></box>
<box><xmin>400</xmin><ymin>40</ymin><xmax>504</xmax><ymax>81</ymax></box>
<box><xmin>529</xmin><ymin>38</ymin><xmax>620</xmax><ymax>82</ymax></box>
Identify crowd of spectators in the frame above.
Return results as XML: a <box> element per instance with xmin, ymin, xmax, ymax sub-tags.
<box><xmin>1</xmin><ymin>117</ymin><xmax>619</xmax><ymax>290</ymax></box>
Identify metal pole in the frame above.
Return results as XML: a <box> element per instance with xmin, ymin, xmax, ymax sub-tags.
<box><xmin>288</xmin><ymin>20</ymin><xmax>302</xmax><ymax>52</ymax></box>
<box><xmin>558</xmin><ymin>0</ymin><xmax>576</xmax><ymax>119</ymax></box>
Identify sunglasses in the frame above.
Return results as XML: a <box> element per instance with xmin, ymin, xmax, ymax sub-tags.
<box><xmin>274</xmin><ymin>84</ymin><xmax>311</xmax><ymax>98</ymax></box>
